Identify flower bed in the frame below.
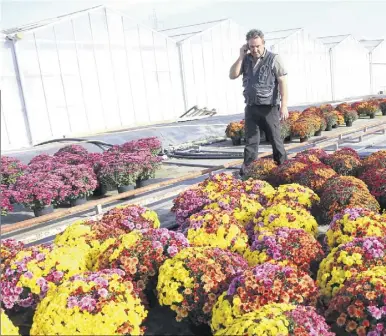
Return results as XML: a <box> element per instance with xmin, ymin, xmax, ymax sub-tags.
<box><xmin>184</xmin><ymin>209</ymin><xmax>248</xmax><ymax>253</ymax></box>
<box><xmin>54</xmin><ymin>219</ymin><xmax>104</xmax><ymax>269</ymax></box>
<box><xmin>0</xmin><ymin>156</ymin><xmax>26</xmax><ymax>187</ymax></box>
<box><xmin>211</xmin><ymin>263</ymin><xmax>319</xmax><ymax>333</ymax></box>
<box><xmin>244</xmin><ymin>158</ymin><xmax>277</xmax><ymax>180</ymax></box>
<box><xmin>269</xmin><ymin>160</ymin><xmax>309</xmax><ymax>185</ymax></box>
<box><xmin>98</xmin><ymin>151</ymin><xmax>143</xmax><ymax>188</ymax></box>
<box><xmin>248</xmin><ymin>204</ymin><xmax>318</xmax><ymax>237</ymax></box>
<box><xmin>12</xmin><ymin>172</ymin><xmax>70</xmax><ymax>212</ymax></box>
<box><xmin>1</xmin><ymin>239</ymin><xmax>25</xmax><ymax>272</ymax></box>
<box><xmin>1</xmin><ymin>244</ymin><xmax>88</xmax><ymax>310</ymax></box>
<box><xmin>55</xmin><ymin>144</ymin><xmax>88</xmax><ymax>156</ymax></box>
<box><xmin>293</xmin><ymin>152</ymin><xmax>323</xmax><ymax>165</ymax></box>
<box><xmin>1</xmin><ymin>185</ymin><xmax>16</xmax><ymax>216</ymax></box>
<box><xmin>157</xmin><ymin>247</ymin><xmax>248</xmax><ymax>325</ymax></box>
<box><xmin>121</xmin><ymin>137</ymin><xmax>163</xmax><ymax>156</ymax></box>
<box><xmin>360</xmin><ymin>150</ymin><xmax>386</xmax><ymax>171</ymax></box>
<box><xmin>325</xmin><ymin>267</ymin><xmax>386</xmax><ymax>335</ymax></box>
<box><xmin>352</xmin><ymin>100</ymin><xmax>379</xmax><ymax>118</ymax></box>
<box><xmin>317</xmin><ymin>237</ymin><xmax>386</xmax><ymax>299</ymax></box>
<box><xmin>291</xmin><ymin>118</ymin><xmax>316</xmax><ymax>140</ymax></box>
<box><xmin>95</xmin><ymin>229</ymin><xmax>189</xmax><ymax>295</ymax></box>
<box><xmin>53</xmin><ymin>164</ymin><xmax>97</xmax><ymax>203</ymax></box>
<box><xmin>171</xmin><ymin>173</ymin><xmax>274</xmax><ymax>230</ymax></box>
<box><xmin>292</xmin><ymin>163</ymin><xmax>338</xmax><ymax>194</ymax></box>
<box><xmin>171</xmin><ymin>187</ymin><xmax>213</xmax><ymax>227</ymax></box>
<box><xmin>271</xmin><ymin>183</ymin><xmax>320</xmax><ymax>210</ymax></box>
<box><xmin>242</xmin><ymin>179</ymin><xmax>276</xmax><ymax>205</ymax></box>
<box><xmin>318</xmin><ymin>176</ymin><xmax>380</xmax><ymax>224</ymax></box>
<box><xmin>214</xmin><ymin>303</ymin><xmax>333</xmax><ymax>336</ymax></box>
<box><xmin>359</xmin><ymin>168</ymin><xmax>386</xmax><ymax>209</ymax></box>
<box><xmin>203</xmin><ymin>192</ymin><xmax>263</xmax><ymax>225</ymax></box>
<box><xmin>30</xmin><ymin>269</ymin><xmax>147</xmax><ymax>335</ymax></box>
<box><xmin>244</xmin><ymin>227</ymin><xmax>324</xmax><ymax>271</ymax></box>
<box><xmin>323</xmin><ymin>152</ymin><xmax>362</xmax><ymax>176</ymax></box>
<box><xmin>98</xmin><ymin>204</ymin><xmax>160</xmax><ymax>237</ymax></box>
<box><xmin>326</xmin><ymin>208</ymin><xmax>386</xmax><ymax>248</ymax></box>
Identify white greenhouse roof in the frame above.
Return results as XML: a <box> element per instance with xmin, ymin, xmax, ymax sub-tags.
<box><xmin>264</xmin><ymin>28</ymin><xmax>302</xmax><ymax>44</ymax></box>
<box><xmin>360</xmin><ymin>39</ymin><xmax>384</xmax><ymax>52</ymax></box>
<box><xmin>1</xmin><ymin>5</ymin><xmax>168</xmax><ymax>41</ymax></box>
<box><xmin>2</xmin><ymin>5</ymin><xmax>104</xmax><ymax>36</ymax></box>
<box><xmin>158</xmin><ymin>19</ymin><xmax>228</xmax><ymax>42</ymax></box>
<box><xmin>317</xmin><ymin>34</ymin><xmax>350</xmax><ymax>48</ymax></box>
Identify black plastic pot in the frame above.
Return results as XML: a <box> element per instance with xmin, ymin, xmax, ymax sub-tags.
<box><xmin>93</xmin><ymin>184</ymin><xmax>108</xmax><ymax>197</ymax></box>
<box><xmin>326</xmin><ymin>125</ymin><xmax>333</xmax><ymax>131</ymax></box>
<box><xmin>70</xmin><ymin>196</ymin><xmax>87</xmax><ymax>207</ymax></box>
<box><xmin>189</xmin><ymin>322</ymin><xmax>212</xmax><ymax>336</ymax></box>
<box><xmin>381</xmin><ymin>107</ymin><xmax>386</xmax><ymax>116</ymax></box>
<box><xmin>315</xmin><ymin>129</ymin><xmax>322</xmax><ymax>136</ymax></box>
<box><xmin>346</xmin><ymin>120</ymin><xmax>353</xmax><ymax>127</ymax></box>
<box><xmin>135</xmin><ymin>178</ymin><xmax>153</xmax><ymax>189</ymax></box>
<box><xmin>300</xmin><ymin>137</ymin><xmax>309</xmax><ymax>143</ymax></box>
<box><xmin>284</xmin><ymin>135</ymin><xmax>292</xmax><ymax>143</ymax></box>
<box><xmin>117</xmin><ymin>185</ymin><xmax>135</xmax><ymax>193</ymax></box>
<box><xmin>231</xmin><ymin>137</ymin><xmax>242</xmax><ymax>146</ymax></box>
<box><xmin>332</xmin><ymin>124</ymin><xmax>338</xmax><ymax>129</ymax></box>
<box><xmin>379</xmin><ymin>195</ymin><xmax>386</xmax><ymax>211</ymax></box>
<box><xmin>33</xmin><ymin>204</ymin><xmax>54</xmax><ymax>217</ymax></box>
<box><xmin>117</xmin><ymin>185</ymin><xmax>135</xmax><ymax>200</ymax></box>
<box><xmin>370</xmin><ymin>114</ymin><xmax>375</xmax><ymax>119</ymax></box>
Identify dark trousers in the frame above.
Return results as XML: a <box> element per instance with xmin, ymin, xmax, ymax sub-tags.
<box><xmin>243</xmin><ymin>104</ymin><xmax>287</xmax><ymax>166</ymax></box>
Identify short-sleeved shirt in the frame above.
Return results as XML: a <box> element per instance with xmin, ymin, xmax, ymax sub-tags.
<box><xmin>245</xmin><ymin>48</ymin><xmax>287</xmax><ymax>78</ymax></box>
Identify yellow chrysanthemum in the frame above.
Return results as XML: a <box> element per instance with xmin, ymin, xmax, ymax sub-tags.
<box><xmin>30</xmin><ymin>271</ymin><xmax>147</xmax><ymax>335</ymax></box>
<box><xmin>252</xmin><ymin>204</ymin><xmax>318</xmax><ymax>237</ymax></box>
<box><xmin>213</xmin><ymin>303</ymin><xmax>294</xmax><ymax>335</ymax></box>
<box><xmin>1</xmin><ymin>310</ymin><xmax>19</xmax><ymax>335</ymax></box>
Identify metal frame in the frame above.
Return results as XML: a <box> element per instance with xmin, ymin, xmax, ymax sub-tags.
<box><xmin>8</xmin><ymin>39</ymin><xmax>33</xmax><ymax>145</ymax></box>
<box><xmin>70</xmin><ymin>19</ymin><xmax>91</xmax><ymax>131</ymax></box>
<box><xmin>88</xmin><ymin>12</ymin><xmax>107</xmax><ymax>128</ymax></box>
<box><xmin>104</xmin><ymin>7</ymin><xmax>123</xmax><ymax>127</ymax></box>
<box><xmin>53</xmin><ymin>25</ymin><xmax>72</xmax><ymax>133</ymax></box>
<box><xmin>33</xmin><ymin>32</ymin><xmax>54</xmax><ymax>137</ymax></box>
<box><xmin>121</xmin><ymin>16</ymin><xmax>137</xmax><ymax>123</ymax></box>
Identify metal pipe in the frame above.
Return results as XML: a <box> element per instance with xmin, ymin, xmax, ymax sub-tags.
<box><xmin>329</xmin><ymin>48</ymin><xmax>335</xmax><ymax>101</ymax></box>
<box><xmin>9</xmin><ymin>38</ymin><xmax>33</xmax><ymax>145</ymax></box>
<box><xmin>369</xmin><ymin>52</ymin><xmax>373</xmax><ymax>94</ymax></box>
<box><xmin>177</xmin><ymin>42</ymin><xmax>189</xmax><ymax>112</ymax></box>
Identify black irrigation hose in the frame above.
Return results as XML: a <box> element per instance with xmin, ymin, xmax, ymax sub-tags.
<box><xmin>168</xmin><ymin>153</ymin><xmax>244</xmax><ymax>160</ymax></box>
<box><xmin>34</xmin><ymin>138</ymin><xmax>114</xmax><ymax>150</ymax></box>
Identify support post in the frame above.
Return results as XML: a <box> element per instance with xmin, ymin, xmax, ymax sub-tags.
<box><xmin>9</xmin><ymin>37</ymin><xmax>33</xmax><ymax>145</ymax></box>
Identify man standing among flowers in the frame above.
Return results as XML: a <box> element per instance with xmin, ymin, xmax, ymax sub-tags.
<box><xmin>229</xmin><ymin>29</ymin><xmax>288</xmax><ymax>176</ymax></box>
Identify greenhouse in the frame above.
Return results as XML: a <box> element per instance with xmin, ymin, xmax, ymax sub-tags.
<box><xmin>1</xmin><ymin>5</ymin><xmax>184</xmax><ymax>150</ymax></box>
<box><xmin>360</xmin><ymin>39</ymin><xmax>386</xmax><ymax>94</ymax></box>
<box><xmin>265</xmin><ymin>28</ymin><xmax>332</xmax><ymax>105</ymax></box>
<box><xmin>318</xmin><ymin>34</ymin><xmax>370</xmax><ymax>101</ymax></box>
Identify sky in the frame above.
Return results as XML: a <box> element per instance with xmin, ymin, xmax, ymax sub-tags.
<box><xmin>1</xmin><ymin>0</ymin><xmax>385</xmax><ymax>40</ymax></box>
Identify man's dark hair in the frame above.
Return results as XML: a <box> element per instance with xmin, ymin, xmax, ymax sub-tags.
<box><xmin>246</xmin><ymin>29</ymin><xmax>264</xmax><ymax>41</ymax></box>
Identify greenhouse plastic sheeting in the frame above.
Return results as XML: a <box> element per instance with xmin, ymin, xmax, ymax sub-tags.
<box><xmin>1</xmin><ymin>6</ymin><xmax>184</xmax><ymax>150</ymax></box>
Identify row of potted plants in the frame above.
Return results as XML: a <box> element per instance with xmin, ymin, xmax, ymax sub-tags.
<box><xmin>225</xmin><ymin>97</ymin><xmax>386</xmax><ymax>145</ymax></box>
<box><xmin>242</xmin><ymin>148</ymin><xmax>386</xmax><ymax>214</ymax></box>
<box><xmin>0</xmin><ymin>137</ymin><xmax>163</xmax><ymax>217</ymax></box>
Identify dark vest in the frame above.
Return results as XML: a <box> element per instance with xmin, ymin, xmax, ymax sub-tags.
<box><xmin>242</xmin><ymin>50</ymin><xmax>280</xmax><ymax>106</ymax></box>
